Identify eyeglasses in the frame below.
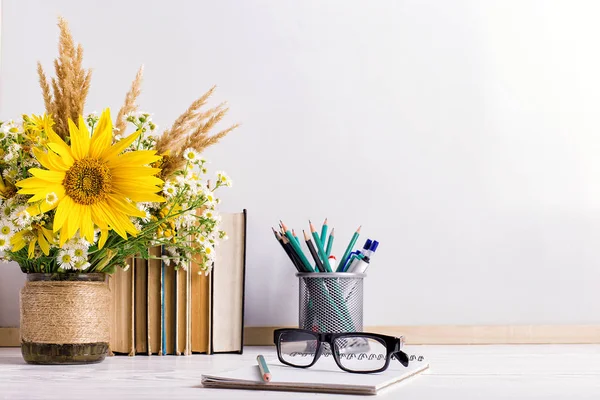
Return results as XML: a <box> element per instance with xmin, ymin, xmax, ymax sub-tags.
<box><xmin>273</xmin><ymin>328</ymin><xmax>409</xmax><ymax>374</ymax></box>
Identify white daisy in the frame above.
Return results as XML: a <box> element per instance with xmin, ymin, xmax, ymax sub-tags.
<box><xmin>0</xmin><ymin>235</ymin><xmax>10</xmax><ymax>251</ymax></box>
<box><xmin>202</xmin><ymin>209</ymin><xmax>215</xmax><ymax>219</ymax></box>
<box><xmin>177</xmin><ymin>261</ymin><xmax>188</xmax><ymax>271</ymax></box>
<box><xmin>45</xmin><ymin>192</ymin><xmax>58</xmax><ymax>205</ymax></box>
<box><xmin>202</xmin><ymin>245</ymin><xmax>215</xmax><ymax>260</ymax></box>
<box><xmin>204</xmin><ymin>192</ymin><xmax>217</xmax><ymax>206</ymax></box>
<box><xmin>0</xmin><ymin>219</ymin><xmax>15</xmax><ymax>237</ymax></box>
<box><xmin>57</xmin><ymin>249</ymin><xmax>76</xmax><ymax>270</ymax></box>
<box><xmin>216</xmin><ymin>171</ymin><xmax>232</xmax><ymax>187</ymax></box>
<box><xmin>73</xmin><ymin>247</ymin><xmax>87</xmax><ymax>260</ymax></box>
<box><xmin>74</xmin><ymin>261</ymin><xmax>91</xmax><ymax>271</ymax></box>
<box><xmin>183</xmin><ymin>148</ymin><xmax>200</xmax><ymax>163</ymax></box>
<box><xmin>163</xmin><ymin>183</ymin><xmax>177</xmax><ymax>197</ymax></box>
<box><xmin>13</xmin><ymin>209</ymin><xmax>31</xmax><ymax>227</ymax></box>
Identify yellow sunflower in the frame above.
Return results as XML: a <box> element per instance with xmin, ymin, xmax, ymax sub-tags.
<box><xmin>16</xmin><ymin>109</ymin><xmax>164</xmax><ymax>247</ymax></box>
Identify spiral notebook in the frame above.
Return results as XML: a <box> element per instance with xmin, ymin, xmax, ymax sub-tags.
<box><xmin>201</xmin><ymin>355</ymin><xmax>429</xmax><ymax>395</ymax></box>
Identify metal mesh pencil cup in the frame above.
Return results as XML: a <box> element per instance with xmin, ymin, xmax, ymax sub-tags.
<box><xmin>297</xmin><ymin>272</ymin><xmax>365</xmax><ymax>333</ymax></box>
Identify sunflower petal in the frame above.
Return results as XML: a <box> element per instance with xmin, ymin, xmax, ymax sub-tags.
<box><xmin>28</xmin><ymin>239</ymin><xmax>36</xmax><ymax>258</ymax></box>
<box><xmin>101</xmin><ymin>129</ymin><xmax>142</xmax><ymax>160</ymax></box>
<box><xmin>98</xmin><ymin>229</ymin><xmax>109</xmax><ymax>249</ymax></box>
<box><xmin>68</xmin><ymin>118</ymin><xmax>90</xmax><ymax>160</ymax></box>
<box><xmin>11</xmin><ymin>231</ymin><xmax>26</xmax><ymax>252</ymax></box>
<box><xmin>29</xmin><ymin>168</ymin><xmax>65</xmax><ymax>183</ymax></box>
<box><xmin>80</xmin><ymin>206</ymin><xmax>94</xmax><ymax>243</ymax></box>
<box><xmin>108</xmin><ymin>150</ymin><xmax>162</xmax><ymax>168</ymax></box>
<box><xmin>16</xmin><ymin>177</ymin><xmax>52</xmax><ymax>189</ymax></box>
<box><xmin>45</xmin><ymin>127</ymin><xmax>75</xmax><ymax>165</ymax></box>
<box><xmin>111</xmin><ymin>167</ymin><xmax>162</xmax><ymax>178</ymax></box>
<box><xmin>66</xmin><ymin>203</ymin><xmax>84</xmax><ymax>239</ymax></box>
<box><xmin>37</xmin><ymin>230</ymin><xmax>50</xmax><ymax>255</ymax></box>
<box><xmin>41</xmin><ymin>227</ymin><xmax>55</xmax><ymax>243</ymax></box>
<box><xmin>90</xmin><ymin>109</ymin><xmax>114</xmax><ymax>159</ymax></box>
<box><xmin>53</xmin><ymin>197</ymin><xmax>73</xmax><ymax>233</ymax></box>
<box><xmin>105</xmin><ymin>195</ymin><xmax>145</xmax><ymax>218</ymax></box>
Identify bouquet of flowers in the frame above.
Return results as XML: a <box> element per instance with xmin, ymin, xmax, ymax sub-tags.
<box><xmin>0</xmin><ymin>18</ymin><xmax>237</xmax><ymax>275</ymax></box>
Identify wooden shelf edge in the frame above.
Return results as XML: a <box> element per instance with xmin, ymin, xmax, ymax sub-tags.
<box><xmin>4</xmin><ymin>325</ymin><xmax>599</xmax><ymax>347</ymax></box>
<box><xmin>243</xmin><ymin>325</ymin><xmax>600</xmax><ymax>345</ymax></box>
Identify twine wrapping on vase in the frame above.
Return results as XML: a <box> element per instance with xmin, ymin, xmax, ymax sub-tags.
<box><xmin>20</xmin><ymin>281</ymin><xmax>110</xmax><ymax>344</ymax></box>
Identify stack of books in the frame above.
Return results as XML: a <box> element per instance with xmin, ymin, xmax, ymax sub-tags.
<box><xmin>109</xmin><ymin>211</ymin><xmax>247</xmax><ymax>355</ymax></box>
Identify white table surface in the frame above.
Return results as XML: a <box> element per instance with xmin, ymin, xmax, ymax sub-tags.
<box><xmin>1</xmin><ymin>345</ymin><xmax>599</xmax><ymax>399</ymax></box>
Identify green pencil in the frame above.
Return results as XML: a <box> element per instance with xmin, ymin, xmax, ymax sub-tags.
<box><xmin>292</xmin><ymin>229</ymin><xmax>302</xmax><ymax>248</ymax></box>
<box><xmin>309</xmin><ymin>221</ymin><xmax>332</xmax><ymax>272</ymax></box>
<box><xmin>320</xmin><ymin>218</ymin><xmax>328</xmax><ymax>246</ymax></box>
<box><xmin>336</xmin><ymin>225</ymin><xmax>361</xmax><ymax>272</ymax></box>
<box><xmin>325</xmin><ymin>228</ymin><xmax>335</xmax><ymax>257</ymax></box>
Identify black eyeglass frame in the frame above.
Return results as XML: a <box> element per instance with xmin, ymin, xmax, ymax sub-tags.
<box><xmin>273</xmin><ymin>328</ymin><xmax>409</xmax><ymax>374</ymax></box>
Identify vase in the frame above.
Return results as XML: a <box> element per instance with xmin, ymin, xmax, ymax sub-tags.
<box><xmin>20</xmin><ymin>273</ymin><xmax>110</xmax><ymax>364</ymax></box>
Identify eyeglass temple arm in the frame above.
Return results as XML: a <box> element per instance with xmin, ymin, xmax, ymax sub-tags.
<box><xmin>392</xmin><ymin>337</ymin><xmax>409</xmax><ymax>367</ymax></box>
<box><xmin>392</xmin><ymin>350</ymin><xmax>409</xmax><ymax>367</ymax></box>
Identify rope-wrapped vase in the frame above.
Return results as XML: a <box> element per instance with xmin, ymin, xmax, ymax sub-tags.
<box><xmin>20</xmin><ymin>273</ymin><xmax>110</xmax><ymax>364</ymax></box>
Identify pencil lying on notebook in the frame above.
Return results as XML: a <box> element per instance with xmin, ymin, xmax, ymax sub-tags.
<box><xmin>257</xmin><ymin>354</ymin><xmax>271</xmax><ymax>382</ymax></box>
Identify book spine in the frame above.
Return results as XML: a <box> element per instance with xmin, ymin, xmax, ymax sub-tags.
<box><xmin>161</xmin><ymin>247</ymin><xmax>166</xmax><ymax>356</ymax></box>
<box><xmin>174</xmin><ymin>267</ymin><xmax>179</xmax><ymax>355</ymax></box>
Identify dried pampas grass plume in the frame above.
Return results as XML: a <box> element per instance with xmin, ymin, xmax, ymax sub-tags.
<box><xmin>156</xmin><ymin>86</ymin><xmax>238</xmax><ymax>178</ymax></box>
<box><xmin>37</xmin><ymin>17</ymin><xmax>92</xmax><ymax>138</ymax></box>
<box><xmin>115</xmin><ymin>65</ymin><xmax>144</xmax><ymax>134</ymax></box>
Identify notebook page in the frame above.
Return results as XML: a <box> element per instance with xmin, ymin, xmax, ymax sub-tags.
<box><xmin>202</xmin><ymin>355</ymin><xmax>429</xmax><ymax>392</ymax></box>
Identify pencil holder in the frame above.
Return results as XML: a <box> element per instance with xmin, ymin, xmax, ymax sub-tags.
<box><xmin>297</xmin><ymin>272</ymin><xmax>364</xmax><ymax>333</ymax></box>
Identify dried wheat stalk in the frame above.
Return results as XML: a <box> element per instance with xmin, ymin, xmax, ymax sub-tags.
<box><xmin>37</xmin><ymin>17</ymin><xmax>92</xmax><ymax>138</ymax></box>
<box><xmin>115</xmin><ymin>66</ymin><xmax>144</xmax><ymax>134</ymax></box>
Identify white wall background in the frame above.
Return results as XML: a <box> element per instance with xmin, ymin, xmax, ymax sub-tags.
<box><xmin>1</xmin><ymin>0</ymin><xmax>600</xmax><ymax>328</ymax></box>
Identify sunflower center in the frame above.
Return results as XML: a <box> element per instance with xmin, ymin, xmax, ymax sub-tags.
<box><xmin>63</xmin><ymin>158</ymin><xmax>112</xmax><ymax>205</ymax></box>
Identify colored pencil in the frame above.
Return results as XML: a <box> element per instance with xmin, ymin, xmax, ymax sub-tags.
<box><xmin>273</xmin><ymin>227</ymin><xmax>302</xmax><ymax>272</ymax></box>
<box><xmin>292</xmin><ymin>229</ymin><xmax>302</xmax><ymax>247</ymax></box>
<box><xmin>282</xmin><ymin>235</ymin><xmax>306</xmax><ymax>272</ymax></box>
<box><xmin>303</xmin><ymin>230</ymin><xmax>325</xmax><ymax>272</ymax></box>
<box><xmin>257</xmin><ymin>354</ymin><xmax>271</xmax><ymax>382</ymax></box>
<box><xmin>336</xmin><ymin>225</ymin><xmax>361</xmax><ymax>272</ymax></box>
<box><xmin>281</xmin><ymin>221</ymin><xmax>314</xmax><ymax>272</ymax></box>
<box><xmin>320</xmin><ymin>218</ymin><xmax>328</xmax><ymax>246</ymax></box>
<box><xmin>325</xmin><ymin>228</ymin><xmax>335</xmax><ymax>257</ymax></box>
<box><xmin>309</xmin><ymin>221</ymin><xmax>332</xmax><ymax>272</ymax></box>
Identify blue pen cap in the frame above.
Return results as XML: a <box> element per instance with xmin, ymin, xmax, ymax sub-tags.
<box><xmin>369</xmin><ymin>240</ymin><xmax>379</xmax><ymax>252</ymax></box>
<box><xmin>363</xmin><ymin>239</ymin><xmax>372</xmax><ymax>250</ymax></box>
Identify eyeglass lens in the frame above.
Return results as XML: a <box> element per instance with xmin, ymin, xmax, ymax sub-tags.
<box><xmin>279</xmin><ymin>330</ymin><xmax>319</xmax><ymax>367</ymax></box>
<box><xmin>333</xmin><ymin>336</ymin><xmax>388</xmax><ymax>372</ymax></box>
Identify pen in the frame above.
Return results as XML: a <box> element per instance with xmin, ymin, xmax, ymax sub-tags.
<box><xmin>345</xmin><ymin>253</ymin><xmax>364</xmax><ymax>272</ymax></box>
<box><xmin>257</xmin><ymin>354</ymin><xmax>271</xmax><ymax>382</ymax></box>
<box><xmin>349</xmin><ymin>256</ymin><xmax>371</xmax><ymax>274</ymax></box>
<box><xmin>365</xmin><ymin>240</ymin><xmax>379</xmax><ymax>258</ymax></box>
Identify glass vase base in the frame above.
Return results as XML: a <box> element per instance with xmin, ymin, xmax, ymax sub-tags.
<box><xmin>21</xmin><ymin>341</ymin><xmax>109</xmax><ymax>365</ymax></box>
